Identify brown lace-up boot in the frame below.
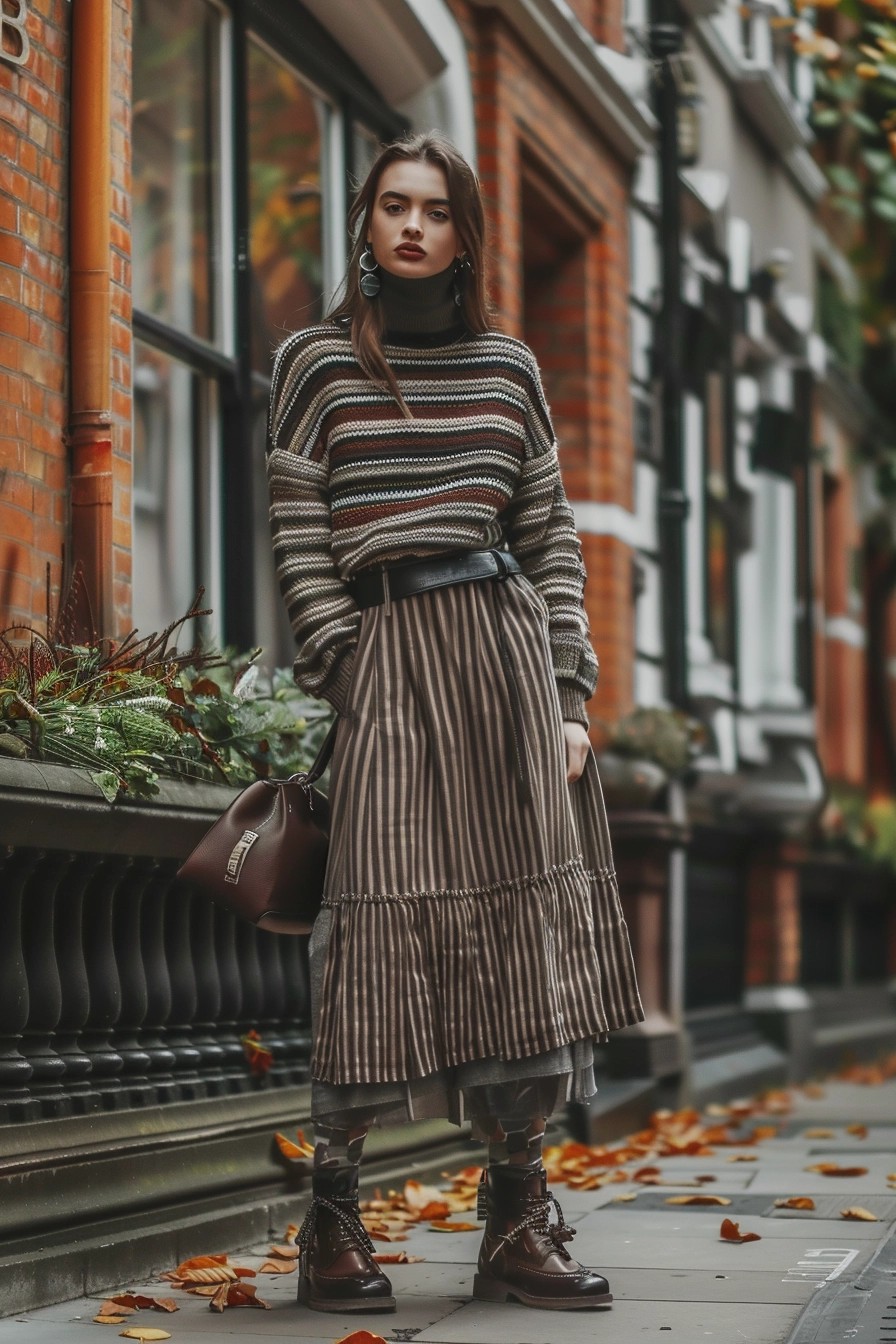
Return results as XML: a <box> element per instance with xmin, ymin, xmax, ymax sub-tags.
<box><xmin>296</xmin><ymin>1166</ymin><xmax>396</xmax><ymax>1313</ymax></box>
<box><xmin>473</xmin><ymin>1161</ymin><xmax>613</xmax><ymax>1310</ymax></box>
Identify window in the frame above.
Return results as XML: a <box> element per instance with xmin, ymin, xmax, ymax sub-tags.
<box><xmin>131</xmin><ymin>0</ymin><xmax>401</xmax><ymax>657</ymax></box>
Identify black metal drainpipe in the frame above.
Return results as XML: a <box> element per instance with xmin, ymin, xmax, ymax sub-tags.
<box><xmin>651</xmin><ymin>8</ymin><xmax>690</xmax><ymax>709</ymax></box>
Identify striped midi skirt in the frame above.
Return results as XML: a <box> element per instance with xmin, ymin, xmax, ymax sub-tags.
<box><xmin>309</xmin><ymin>570</ymin><xmax>643</xmax><ymax>1125</ymax></box>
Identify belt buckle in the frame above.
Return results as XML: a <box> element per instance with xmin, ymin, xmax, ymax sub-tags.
<box><xmin>489</xmin><ymin>548</ymin><xmax>510</xmax><ymax>582</ymax></box>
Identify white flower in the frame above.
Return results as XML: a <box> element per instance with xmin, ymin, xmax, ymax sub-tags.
<box><xmin>233</xmin><ymin>665</ymin><xmax>259</xmax><ymax>701</ymax></box>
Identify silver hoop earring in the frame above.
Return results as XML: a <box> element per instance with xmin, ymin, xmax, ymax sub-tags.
<box><xmin>359</xmin><ymin>243</ymin><xmax>381</xmax><ymax>298</ymax></box>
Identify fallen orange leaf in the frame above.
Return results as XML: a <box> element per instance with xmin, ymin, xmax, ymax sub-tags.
<box><xmin>258</xmin><ymin>1260</ymin><xmax>297</xmax><ymax>1274</ymax></box>
<box><xmin>803</xmin><ymin>1128</ymin><xmax>835</xmax><ymax>1139</ymax></box>
<box><xmin>209</xmin><ymin>1282</ymin><xmax>271</xmax><ymax>1311</ymax></box>
<box><xmin>846</xmin><ymin>1125</ymin><xmax>868</xmax><ymax>1139</ymax></box>
<box><xmin>267</xmin><ymin>1244</ymin><xmax>300</xmax><ymax>1260</ymax></box>
<box><xmin>99</xmin><ymin>1302</ymin><xmax>135</xmax><ymax>1317</ymax></box>
<box><xmin>171</xmin><ymin>1254</ymin><xmax>228</xmax><ymax>1274</ymax></box>
<box><xmin>720</xmin><ymin>1218</ymin><xmax>761</xmax><ymax>1243</ymax></box>
<box><xmin>802</xmin><ymin>1084</ymin><xmax>825</xmax><ymax>1098</ymax></box>
<box><xmin>118</xmin><ymin>1332</ymin><xmax>172</xmax><ymax>1342</ymax></box>
<box><xmin>177</xmin><ymin>1266</ymin><xmax>238</xmax><ymax>1283</ymax></box>
<box><xmin>404</xmin><ymin>1180</ymin><xmax>446</xmax><ymax>1210</ymax></box>
<box><xmin>275</xmin><ymin>1132</ymin><xmax>313</xmax><ymax>1161</ymax></box>
<box><xmin>805</xmin><ymin>1163</ymin><xmax>868</xmax><ymax>1177</ymax></box>
<box><xmin>428</xmin><ymin>1220</ymin><xmax>481</xmax><ymax>1232</ymax></box>
<box><xmin>94</xmin><ymin>1317</ymin><xmax>128</xmax><ymax>1325</ymax></box>
<box><xmin>283</xmin><ymin>1222</ymin><xmax>299</xmax><ymax>1243</ymax></box>
<box><xmin>727</xmin><ymin>1154</ymin><xmax>758</xmax><ymax>1162</ymax></box>
<box><xmin>774</xmin><ymin>1197</ymin><xmax>816</xmax><ymax>1210</ymax></box>
<box><xmin>840</xmin><ymin>1207</ymin><xmax>878</xmax><ymax>1221</ymax></box>
<box><xmin>418</xmin><ymin>1200</ymin><xmax>452</xmax><ymax>1220</ymax></box>
<box><xmin>108</xmin><ymin>1296</ymin><xmax>176</xmax><ymax>1314</ymax></box>
<box><xmin>612</xmin><ymin>1192</ymin><xmax>637</xmax><ymax>1202</ymax></box>
<box><xmin>665</xmin><ymin>1195</ymin><xmax>731</xmax><ymax>1206</ymax></box>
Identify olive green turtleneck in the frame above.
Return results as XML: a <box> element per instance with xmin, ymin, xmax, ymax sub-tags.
<box><xmin>378</xmin><ymin>261</ymin><xmax>462</xmax><ymax>339</ymax></box>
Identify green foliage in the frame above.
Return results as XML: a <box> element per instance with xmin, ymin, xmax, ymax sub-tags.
<box><xmin>602</xmin><ymin>707</ymin><xmax>706</xmax><ymax>774</ymax></box>
<box><xmin>0</xmin><ymin>626</ymin><xmax>331</xmax><ymax>801</ymax></box>
<box><xmin>818</xmin><ymin>781</ymin><xmax>896</xmax><ymax>871</ymax></box>
<box><xmin>818</xmin><ymin>269</ymin><xmax>865</xmax><ymax>370</ymax></box>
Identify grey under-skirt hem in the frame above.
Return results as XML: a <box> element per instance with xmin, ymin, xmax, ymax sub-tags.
<box><xmin>309</xmin><ymin>904</ymin><xmax>598</xmax><ymax>1136</ymax></box>
<box><xmin>310</xmin><ymin>1039</ymin><xmax>597</xmax><ymax>1138</ymax></box>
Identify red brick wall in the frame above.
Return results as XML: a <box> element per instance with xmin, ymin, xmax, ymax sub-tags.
<box><xmin>0</xmin><ymin>0</ymin><xmax>134</xmax><ymax>637</ymax></box>
<box><xmin>451</xmin><ymin>1</ymin><xmax>636</xmax><ymax>721</ymax></box>
<box><xmin>0</xmin><ymin>0</ymin><xmax>69</xmax><ymax>630</ymax></box>
<box><xmin>819</xmin><ymin>463</ymin><xmax>867</xmax><ymax>786</ymax></box>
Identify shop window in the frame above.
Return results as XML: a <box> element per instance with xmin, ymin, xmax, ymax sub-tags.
<box><xmin>133</xmin><ymin>0</ymin><xmax>225</xmax><ymax>345</ymax></box>
<box><xmin>705</xmin><ymin>370</ymin><xmax>733</xmax><ymax>664</ymax></box>
<box><xmin>521</xmin><ymin>165</ymin><xmax>589</xmax><ymax>468</ymax></box>
<box><xmin>133</xmin><ymin>342</ymin><xmax>221</xmax><ymax>640</ymax></box>
<box><xmin>684</xmin><ymin>853</ymin><xmax>746</xmax><ymax>1010</ymax></box>
<box><xmin>247</xmin><ymin>39</ymin><xmax>329</xmax><ymax>375</ymax></box>
<box><xmin>799</xmin><ymin>894</ymin><xmax>842</xmax><ymax>985</ymax></box>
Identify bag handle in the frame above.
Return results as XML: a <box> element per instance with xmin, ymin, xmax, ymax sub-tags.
<box><xmin>289</xmin><ymin>716</ymin><xmax>339</xmax><ymax>787</ymax></box>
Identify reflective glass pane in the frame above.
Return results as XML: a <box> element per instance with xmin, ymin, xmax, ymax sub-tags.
<box><xmin>248</xmin><ymin>40</ymin><xmax>327</xmax><ymax>374</ymax></box>
<box><xmin>705</xmin><ymin>373</ymin><xmax>732</xmax><ymax>661</ymax></box>
<box><xmin>132</xmin><ymin>0</ymin><xmax>221</xmax><ymax>342</ymax></box>
<box><xmin>352</xmin><ymin>122</ymin><xmax>381</xmax><ymax>185</ymax></box>
<box><xmin>133</xmin><ymin>342</ymin><xmax>218</xmax><ymax>644</ymax></box>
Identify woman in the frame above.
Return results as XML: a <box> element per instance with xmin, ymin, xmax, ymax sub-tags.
<box><xmin>267</xmin><ymin>131</ymin><xmax>642</xmax><ymax>1315</ymax></box>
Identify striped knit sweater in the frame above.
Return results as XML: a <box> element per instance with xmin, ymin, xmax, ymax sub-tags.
<box><xmin>267</xmin><ymin>323</ymin><xmax>598</xmax><ymax>726</ymax></box>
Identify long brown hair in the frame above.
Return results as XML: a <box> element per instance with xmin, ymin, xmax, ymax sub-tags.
<box><xmin>329</xmin><ymin>132</ymin><xmax>492</xmax><ymax>418</ymax></box>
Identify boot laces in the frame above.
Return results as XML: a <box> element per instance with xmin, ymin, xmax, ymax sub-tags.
<box><xmin>297</xmin><ymin>1193</ymin><xmax>377</xmax><ymax>1263</ymax></box>
<box><xmin>488</xmin><ymin>1190</ymin><xmax>577</xmax><ymax>1263</ymax></box>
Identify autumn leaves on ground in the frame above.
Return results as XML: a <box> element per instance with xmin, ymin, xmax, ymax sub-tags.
<box><xmin>83</xmin><ymin>1053</ymin><xmax>896</xmax><ymax>1344</ymax></box>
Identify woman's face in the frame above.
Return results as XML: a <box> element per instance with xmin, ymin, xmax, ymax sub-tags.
<box><xmin>367</xmin><ymin>159</ymin><xmax>460</xmax><ymax>280</ymax></box>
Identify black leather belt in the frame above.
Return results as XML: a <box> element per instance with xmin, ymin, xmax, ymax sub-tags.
<box><xmin>348</xmin><ymin>548</ymin><xmax>522</xmax><ymax>612</ymax></box>
<box><xmin>346</xmin><ymin>549</ymin><xmax>533</xmax><ymax>805</ymax></box>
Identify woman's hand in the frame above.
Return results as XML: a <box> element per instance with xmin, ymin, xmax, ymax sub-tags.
<box><xmin>563</xmin><ymin>721</ymin><xmax>590</xmax><ymax>783</ymax></box>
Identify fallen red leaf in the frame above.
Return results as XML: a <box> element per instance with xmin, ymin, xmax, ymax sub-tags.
<box><xmin>240</xmin><ymin>1029</ymin><xmax>273</xmax><ymax>1077</ymax></box>
<box><xmin>332</xmin><ymin>1333</ymin><xmax>390</xmax><ymax>1344</ymax></box>
<box><xmin>720</xmin><ymin>1217</ymin><xmax>761</xmax><ymax>1243</ymax></box>
<box><xmin>372</xmin><ymin>1252</ymin><xmax>426</xmax><ymax>1264</ymax></box>
<box><xmin>665</xmin><ymin>1195</ymin><xmax>731</xmax><ymax>1206</ymax></box>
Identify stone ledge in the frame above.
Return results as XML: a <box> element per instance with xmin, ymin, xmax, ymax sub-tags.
<box><xmin>0</xmin><ymin>757</ymin><xmax>239</xmax><ymax>857</ymax></box>
<box><xmin>0</xmin><ymin>1118</ymin><xmax>470</xmax><ymax>1317</ymax></box>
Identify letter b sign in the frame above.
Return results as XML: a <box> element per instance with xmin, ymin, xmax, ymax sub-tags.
<box><xmin>1</xmin><ymin>1</ymin><xmax>31</xmax><ymax>68</ymax></box>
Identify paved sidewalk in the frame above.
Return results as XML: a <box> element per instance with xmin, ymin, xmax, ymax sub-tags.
<box><xmin>3</xmin><ymin>1078</ymin><xmax>896</xmax><ymax>1344</ymax></box>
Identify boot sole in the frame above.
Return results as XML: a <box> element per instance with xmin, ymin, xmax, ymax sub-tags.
<box><xmin>473</xmin><ymin>1272</ymin><xmax>612</xmax><ymax>1310</ymax></box>
<box><xmin>297</xmin><ymin>1278</ymin><xmax>396</xmax><ymax>1313</ymax></box>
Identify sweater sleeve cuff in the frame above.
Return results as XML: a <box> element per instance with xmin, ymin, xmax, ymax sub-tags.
<box><xmin>317</xmin><ymin>648</ymin><xmax>357</xmax><ymax>714</ymax></box>
<box><xmin>557</xmin><ymin>681</ymin><xmax>589</xmax><ymax>728</ymax></box>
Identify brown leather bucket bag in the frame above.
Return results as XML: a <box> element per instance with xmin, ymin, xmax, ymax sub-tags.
<box><xmin>176</xmin><ymin>719</ymin><xmax>338</xmax><ymax>935</ymax></box>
